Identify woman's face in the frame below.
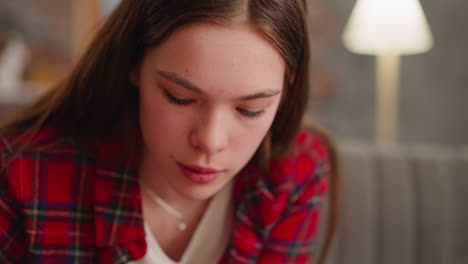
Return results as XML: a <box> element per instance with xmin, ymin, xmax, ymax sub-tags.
<box><xmin>133</xmin><ymin>23</ymin><xmax>285</xmax><ymax>201</ymax></box>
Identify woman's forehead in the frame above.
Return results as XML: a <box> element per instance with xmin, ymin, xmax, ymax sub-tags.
<box><xmin>143</xmin><ymin>23</ymin><xmax>285</xmax><ymax>96</ymax></box>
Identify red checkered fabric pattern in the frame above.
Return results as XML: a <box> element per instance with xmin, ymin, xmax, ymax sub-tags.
<box><xmin>0</xmin><ymin>127</ymin><xmax>330</xmax><ymax>263</ymax></box>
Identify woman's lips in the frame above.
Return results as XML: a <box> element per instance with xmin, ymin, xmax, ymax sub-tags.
<box><xmin>177</xmin><ymin>163</ymin><xmax>222</xmax><ymax>184</ymax></box>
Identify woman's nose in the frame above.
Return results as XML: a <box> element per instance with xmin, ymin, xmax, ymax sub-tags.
<box><xmin>190</xmin><ymin>111</ymin><xmax>228</xmax><ymax>154</ymax></box>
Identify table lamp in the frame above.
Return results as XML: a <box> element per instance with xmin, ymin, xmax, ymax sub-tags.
<box><xmin>342</xmin><ymin>0</ymin><xmax>434</xmax><ymax>145</ymax></box>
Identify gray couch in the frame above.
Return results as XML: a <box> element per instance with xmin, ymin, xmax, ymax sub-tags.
<box><xmin>319</xmin><ymin>141</ymin><xmax>468</xmax><ymax>264</ymax></box>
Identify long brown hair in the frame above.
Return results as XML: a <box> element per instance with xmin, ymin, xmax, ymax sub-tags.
<box><xmin>1</xmin><ymin>0</ymin><xmax>337</xmax><ymax>262</ymax></box>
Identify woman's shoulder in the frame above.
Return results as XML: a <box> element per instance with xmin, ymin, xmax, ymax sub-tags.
<box><xmin>235</xmin><ymin>127</ymin><xmax>333</xmax><ymax>209</ymax></box>
<box><xmin>0</xmin><ymin>125</ymin><xmax>125</xmax><ymax>163</ymax></box>
<box><xmin>232</xmin><ymin>127</ymin><xmax>333</xmax><ymax>234</ymax></box>
<box><xmin>268</xmin><ymin>126</ymin><xmax>333</xmax><ymax>187</ymax></box>
<box><xmin>0</xmin><ymin>126</ymin><xmax>75</xmax><ymax>158</ymax></box>
<box><xmin>0</xmin><ymin>126</ymin><xmax>109</xmax><ymax>177</ymax></box>
<box><xmin>0</xmin><ymin>127</ymin><xmax>87</xmax><ymax>191</ymax></box>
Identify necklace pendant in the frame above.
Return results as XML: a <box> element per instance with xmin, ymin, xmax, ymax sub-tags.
<box><xmin>178</xmin><ymin>222</ymin><xmax>187</xmax><ymax>231</ymax></box>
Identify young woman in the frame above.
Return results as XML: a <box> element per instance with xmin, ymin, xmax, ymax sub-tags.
<box><xmin>0</xmin><ymin>0</ymin><xmax>338</xmax><ymax>263</ymax></box>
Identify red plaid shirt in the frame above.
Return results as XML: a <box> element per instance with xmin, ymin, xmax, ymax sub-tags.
<box><xmin>0</xmin><ymin>127</ymin><xmax>329</xmax><ymax>263</ymax></box>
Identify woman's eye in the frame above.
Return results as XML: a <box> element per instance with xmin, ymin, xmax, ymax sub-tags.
<box><xmin>163</xmin><ymin>89</ymin><xmax>194</xmax><ymax>105</ymax></box>
<box><xmin>236</xmin><ymin>108</ymin><xmax>265</xmax><ymax>119</ymax></box>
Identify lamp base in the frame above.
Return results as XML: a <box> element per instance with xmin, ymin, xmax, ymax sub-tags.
<box><xmin>376</xmin><ymin>54</ymin><xmax>401</xmax><ymax>145</ymax></box>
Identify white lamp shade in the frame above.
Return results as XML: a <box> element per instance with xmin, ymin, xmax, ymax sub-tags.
<box><xmin>342</xmin><ymin>0</ymin><xmax>434</xmax><ymax>55</ymax></box>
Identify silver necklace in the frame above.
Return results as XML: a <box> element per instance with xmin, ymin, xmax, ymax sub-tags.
<box><xmin>141</xmin><ymin>185</ymin><xmax>187</xmax><ymax>231</ymax></box>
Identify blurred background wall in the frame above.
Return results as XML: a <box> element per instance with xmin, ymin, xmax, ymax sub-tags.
<box><xmin>0</xmin><ymin>0</ymin><xmax>73</xmax><ymax>86</ymax></box>
<box><xmin>308</xmin><ymin>0</ymin><xmax>468</xmax><ymax>146</ymax></box>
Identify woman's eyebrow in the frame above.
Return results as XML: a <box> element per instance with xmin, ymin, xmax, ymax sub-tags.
<box><xmin>157</xmin><ymin>70</ymin><xmax>203</xmax><ymax>94</ymax></box>
<box><xmin>234</xmin><ymin>90</ymin><xmax>280</xmax><ymax>101</ymax></box>
<box><xmin>156</xmin><ymin>70</ymin><xmax>280</xmax><ymax>101</ymax></box>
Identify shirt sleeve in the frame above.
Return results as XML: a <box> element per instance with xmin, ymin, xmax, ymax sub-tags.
<box><xmin>0</xmin><ymin>168</ymin><xmax>28</xmax><ymax>263</ymax></box>
<box><xmin>256</xmin><ymin>136</ymin><xmax>330</xmax><ymax>264</ymax></box>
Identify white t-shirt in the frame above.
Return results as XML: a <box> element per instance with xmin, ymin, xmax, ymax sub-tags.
<box><xmin>130</xmin><ymin>181</ymin><xmax>233</xmax><ymax>264</ymax></box>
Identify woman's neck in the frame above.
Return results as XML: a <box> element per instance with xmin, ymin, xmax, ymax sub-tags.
<box><xmin>141</xmin><ymin>188</ymin><xmax>210</xmax><ymax>261</ymax></box>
